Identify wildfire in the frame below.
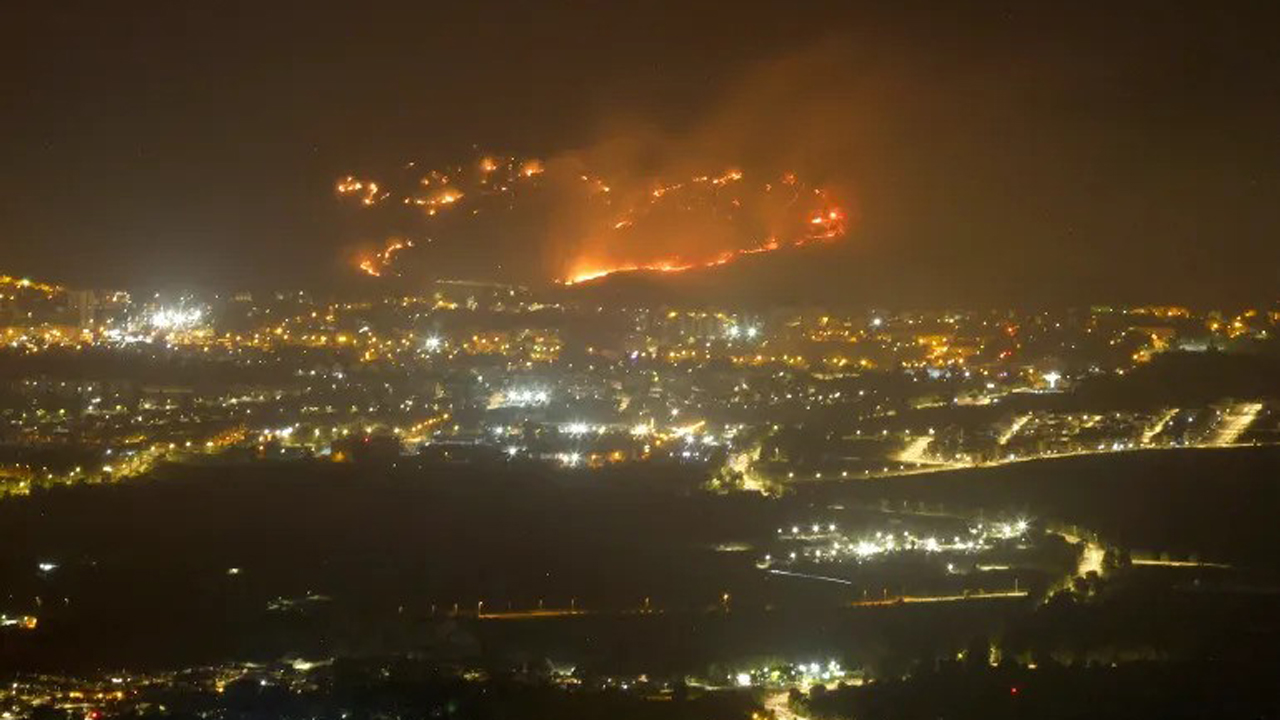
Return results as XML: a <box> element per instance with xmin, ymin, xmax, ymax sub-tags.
<box><xmin>519</xmin><ymin>159</ymin><xmax>544</xmax><ymax>177</ymax></box>
<box><xmin>565</xmin><ymin>261</ymin><xmax>695</xmax><ymax>285</ymax></box>
<box><xmin>356</xmin><ymin>238</ymin><xmax>413</xmax><ymax>278</ymax></box>
<box><xmin>560</xmin><ymin>221</ymin><xmax>841</xmax><ymax>286</ymax></box>
<box><xmin>336</xmin><ymin>176</ymin><xmax>389</xmax><ymax>206</ymax></box>
<box><xmin>563</xmin><ymin>178</ymin><xmax>846</xmax><ymax>284</ymax></box>
<box><xmin>336</xmin><ymin>154</ymin><xmax>849</xmax><ymax>283</ymax></box>
<box><xmin>806</xmin><ymin>208</ymin><xmax>846</xmax><ymax>240</ymax></box>
<box><xmin>710</xmin><ymin>169</ymin><xmax>744</xmax><ymax>186</ymax></box>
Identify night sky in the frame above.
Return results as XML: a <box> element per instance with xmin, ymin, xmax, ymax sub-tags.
<box><xmin>3</xmin><ymin>2</ymin><xmax>1278</xmax><ymax>304</ymax></box>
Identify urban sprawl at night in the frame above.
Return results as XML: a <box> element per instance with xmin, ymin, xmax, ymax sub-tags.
<box><xmin>4</xmin><ymin>3</ymin><xmax>1280</xmax><ymax>718</ymax></box>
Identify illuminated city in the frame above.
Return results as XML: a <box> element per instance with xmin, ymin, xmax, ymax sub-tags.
<box><xmin>3</xmin><ymin>4</ymin><xmax>1280</xmax><ymax>719</ymax></box>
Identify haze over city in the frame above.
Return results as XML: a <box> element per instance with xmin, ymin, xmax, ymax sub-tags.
<box><xmin>2</xmin><ymin>3</ymin><xmax>1280</xmax><ymax>719</ymax></box>
<box><xmin>4</xmin><ymin>2</ymin><xmax>1279</xmax><ymax>303</ymax></box>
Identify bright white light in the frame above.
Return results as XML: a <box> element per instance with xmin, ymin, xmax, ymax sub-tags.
<box><xmin>150</xmin><ymin>307</ymin><xmax>203</xmax><ymax>331</ymax></box>
<box><xmin>553</xmin><ymin>452</ymin><xmax>576</xmax><ymax>466</ymax></box>
<box><xmin>37</xmin><ymin>562</ymin><xmax>57</xmax><ymax>573</ymax></box>
<box><xmin>735</xmin><ymin>673</ymin><xmax>752</xmax><ymax>687</ymax></box>
<box><xmin>424</xmin><ymin>336</ymin><xmax>442</xmax><ymax>351</ymax></box>
<box><xmin>745</xmin><ymin>326</ymin><xmax>759</xmax><ymax>339</ymax></box>
<box><xmin>854</xmin><ymin>541</ymin><xmax>880</xmax><ymax>558</ymax></box>
<box><xmin>725</xmin><ymin>325</ymin><xmax>741</xmax><ymax>339</ymax></box>
<box><xmin>564</xmin><ymin>422</ymin><xmax>590</xmax><ymax>436</ymax></box>
<box><xmin>870</xmin><ymin>317</ymin><xmax>883</xmax><ymax>328</ymax></box>
<box><xmin>502</xmin><ymin>388</ymin><xmax>550</xmax><ymax>407</ymax></box>
<box><xmin>1043</xmin><ymin>371</ymin><xmax>1062</xmax><ymax>389</ymax></box>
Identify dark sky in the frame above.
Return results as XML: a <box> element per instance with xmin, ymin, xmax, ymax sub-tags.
<box><xmin>2</xmin><ymin>2</ymin><xmax>1278</xmax><ymax>305</ymax></box>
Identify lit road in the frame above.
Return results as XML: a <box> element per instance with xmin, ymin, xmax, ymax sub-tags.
<box><xmin>893</xmin><ymin>436</ymin><xmax>968</xmax><ymax>468</ymax></box>
<box><xmin>768</xmin><ymin>569</ymin><xmax>1026</xmax><ymax>604</ymax></box>
<box><xmin>764</xmin><ymin>689</ymin><xmax>809</xmax><ymax>720</ymax></box>
<box><xmin>848</xmin><ymin>589</ymin><xmax>1027</xmax><ymax>607</ymax></box>
<box><xmin>724</xmin><ymin>442</ymin><xmax>771</xmax><ymax>494</ymax></box>
<box><xmin>996</xmin><ymin>413</ymin><xmax>1032</xmax><ymax>445</ymax></box>
<box><xmin>1077</xmin><ymin>539</ymin><xmax>1106</xmax><ymax>578</ymax></box>
<box><xmin>863</xmin><ymin>439</ymin><xmax>1280</xmax><ymax>485</ymax></box>
<box><xmin>1141</xmin><ymin>408</ymin><xmax>1178</xmax><ymax>444</ymax></box>
<box><xmin>767</xmin><ymin>568</ymin><xmax>856</xmax><ymax>586</ymax></box>
<box><xmin>1048</xmin><ymin>527</ymin><xmax>1105</xmax><ymax>596</ymax></box>
<box><xmin>1057</xmin><ymin>528</ymin><xmax>1104</xmax><ymax>575</ymax></box>
<box><xmin>477</xmin><ymin>609</ymin><xmax>589</xmax><ymax>620</ymax></box>
<box><xmin>475</xmin><ymin>605</ymin><xmax>666</xmax><ymax>620</ymax></box>
<box><xmin>1211</xmin><ymin>402</ymin><xmax>1263</xmax><ymax>446</ymax></box>
<box><xmin>1131</xmin><ymin>558</ymin><xmax>1231</xmax><ymax>569</ymax></box>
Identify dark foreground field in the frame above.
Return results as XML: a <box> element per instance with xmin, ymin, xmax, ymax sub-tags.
<box><xmin>806</xmin><ymin>445</ymin><xmax>1280</xmax><ymax>569</ymax></box>
<box><xmin>1</xmin><ymin>446</ymin><xmax>1277</xmax><ymax>673</ymax></box>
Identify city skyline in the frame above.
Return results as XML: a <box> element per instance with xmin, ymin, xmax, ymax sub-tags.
<box><xmin>3</xmin><ymin>4</ymin><xmax>1280</xmax><ymax>718</ymax></box>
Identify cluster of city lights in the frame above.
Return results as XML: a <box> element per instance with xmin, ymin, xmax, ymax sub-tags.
<box><xmin>562</xmin><ymin>422</ymin><xmax>600</xmax><ymax>436</ymax></box>
<box><xmin>499</xmin><ymin>388</ymin><xmax>551</xmax><ymax>407</ymax></box>
<box><xmin>555</xmin><ymin>451</ymin><xmax>582</xmax><ymax>467</ymax></box>
<box><xmin>149</xmin><ymin>307</ymin><xmax>204</xmax><ymax>331</ymax></box>
<box><xmin>765</xmin><ymin>519</ymin><xmax>1032</xmax><ymax>566</ymax></box>
<box><xmin>734</xmin><ymin>660</ymin><xmax>849</xmax><ymax>688</ymax></box>
<box><xmin>0</xmin><ymin>614</ymin><xmax>38</xmax><ymax>630</ymax></box>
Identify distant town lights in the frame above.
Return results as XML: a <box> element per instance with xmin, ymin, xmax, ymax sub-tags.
<box><xmin>503</xmin><ymin>388</ymin><xmax>550</xmax><ymax>407</ymax></box>
<box><xmin>150</xmin><ymin>307</ymin><xmax>203</xmax><ymax>330</ymax></box>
